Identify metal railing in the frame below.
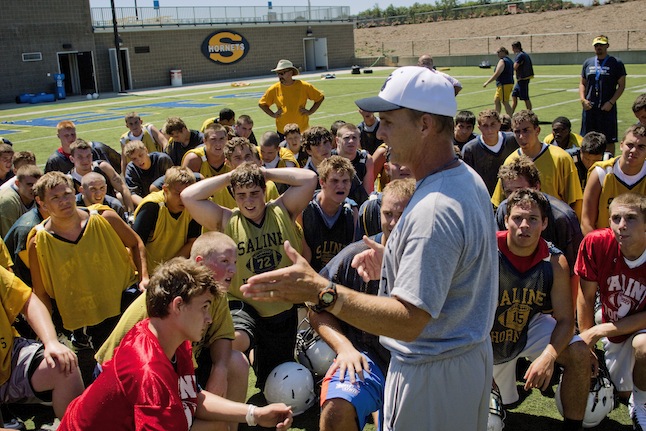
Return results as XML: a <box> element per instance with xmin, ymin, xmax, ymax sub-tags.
<box><xmin>356</xmin><ymin>29</ymin><xmax>646</xmax><ymax>58</ymax></box>
<box><xmin>91</xmin><ymin>6</ymin><xmax>351</xmax><ymax>29</ymax></box>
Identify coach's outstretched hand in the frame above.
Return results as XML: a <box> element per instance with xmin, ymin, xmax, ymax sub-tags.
<box><xmin>240</xmin><ymin>240</ymin><xmax>326</xmax><ymax>304</ymax></box>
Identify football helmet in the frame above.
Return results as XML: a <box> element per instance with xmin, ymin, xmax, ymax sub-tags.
<box><xmin>488</xmin><ymin>386</ymin><xmax>505</xmax><ymax>431</ymax></box>
<box><xmin>555</xmin><ymin>369</ymin><xmax>614</xmax><ymax>428</ymax></box>
<box><xmin>296</xmin><ymin>325</ymin><xmax>336</xmax><ymax>378</ymax></box>
<box><xmin>263</xmin><ymin>362</ymin><xmax>317</xmax><ymax>416</ymax></box>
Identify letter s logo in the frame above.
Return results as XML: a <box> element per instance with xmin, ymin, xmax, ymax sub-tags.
<box><xmin>202</xmin><ymin>31</ymin><xmax>250</xmax><ymax>65</ymax></box>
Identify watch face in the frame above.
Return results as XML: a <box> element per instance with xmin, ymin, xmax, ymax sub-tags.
<box><xmin>321</xmin><ymin>292</ymin><xmax>335</xmax><ymax>305</ymax></box>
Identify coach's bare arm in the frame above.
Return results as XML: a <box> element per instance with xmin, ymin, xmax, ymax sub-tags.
<box><xmin>240</xmin><ymin>240</ymin><xmax>431</xmax><ymax>342</ymax></box>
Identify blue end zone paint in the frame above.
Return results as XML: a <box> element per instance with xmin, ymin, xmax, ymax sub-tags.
<box><xmin>108</xmin><ymin>101</ymin><xmax>220</xmax><ymax>110</ymax></box>
<box><xmin>2</xmin><ymin>100</ymin><xmax>220</xmax><ymax>129</ymax></box>
<box><xmin>213</xmin><ymin>92</ymin><xmax>265</xmax><ymax>99</ymax></box>
<box><xmin>0</xmin><ymin>130</ymin><xmax>19</xmax><ymax>135</ymax></box>
<box><xmin>4</xmin><ymin>113</ymin><xmax>126</xmax><ymax>128</ymax></box>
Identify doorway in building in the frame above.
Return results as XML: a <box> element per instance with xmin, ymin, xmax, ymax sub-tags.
<box><xmin>58</xmin><ymin>51</ymin><xmax>97</xmax><ymax>96</ymax></box>
<box><xmin>108</xmin><ymin>48</ymin><xmax>132</xmax><ymax>92</ymax></box>
<box><xmin>303</xmin><ymin>37</ymin><xmax>328</xmax><ymax>71</ymax></box>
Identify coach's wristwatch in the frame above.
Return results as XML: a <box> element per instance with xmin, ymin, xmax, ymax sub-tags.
<box><xmin>310</xmin><ymin>281</ymin><xmax>337</xmax><ymax>313</ymax></box>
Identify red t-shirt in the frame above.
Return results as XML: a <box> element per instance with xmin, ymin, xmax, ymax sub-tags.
<box><xmin>575</xmin><ymin>228</ymin><xmax>646</xmax><ymax>343</ymax></box>
<box><xmin>59</xmin><ymin>320</ymin><xmax>198</xmax><ymax>431</ymax></box>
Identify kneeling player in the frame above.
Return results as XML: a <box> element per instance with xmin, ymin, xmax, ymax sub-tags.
<box><xmin>576</xmin><ymin>193</ymin><xmax>646</xmax><ymax>429</ymax></box>
<box><xmin>492</xmin><ymin>189</ymin><xmax>590</xmax><ymax>430</ymax></box>
<box><xmin>59</xmin><ymin>258</ymin><xmax>292</xmax><ymax>431</ymax></box>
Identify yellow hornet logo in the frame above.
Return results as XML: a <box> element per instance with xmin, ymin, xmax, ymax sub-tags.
<box><xmin>202</xmin><ymin>31</ymin><xmax>249</xmax><ymax>65</ymax></box>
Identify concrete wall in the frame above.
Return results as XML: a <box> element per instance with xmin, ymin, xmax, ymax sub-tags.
<box><xmin>93</xmin><ymin>22</ymin><xmax>355</xmax><ymax>92</ymax></box>
<box><xmin>0</xmin><ymin>0</ymin><xmax>96</xmax><ymax>102</ymax></box>
<box><xmin>0</xmin><ymin>0</ymin><xmax>354</xmax><ymax>103</ymax></box>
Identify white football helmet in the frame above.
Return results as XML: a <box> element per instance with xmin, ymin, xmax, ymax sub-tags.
<box><xmin>264</xmin><ymin>362</ymin><xmax>317</xmax><ymax>416</ymax></box>
<box><xmin>555</xmin><ymin>370</ymin><xmax>615</xmax><ymax>428</ymax></box>
<box><xmin>488</xmin><ymin>386</ymin><xmax>505</xmax><ymax>431</ymax></box>
<box><xmin>296</xmin><ymin>326</ymin><xmax>336</xmax><ymax>378</ymax></box>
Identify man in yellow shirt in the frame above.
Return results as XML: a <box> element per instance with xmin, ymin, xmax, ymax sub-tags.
<box><xmin>490</xmin><ymin>110</ymin><xmax>583</xmax><ymax>218</ymax></box>
<box><xmin>182</xmin><ymin>124</ymin><xmax>230</xmax><ymax>179</ymax></box>
<box><xmin>258</xmin><ymin>59</ymin><xmax>325</xmax><ymax>138</ymax></box>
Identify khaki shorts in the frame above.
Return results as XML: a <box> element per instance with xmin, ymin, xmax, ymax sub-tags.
<box><xmin>495</xmin><ymin>84</ymin><xmax>513</xmax><ymax>103</ymax></box>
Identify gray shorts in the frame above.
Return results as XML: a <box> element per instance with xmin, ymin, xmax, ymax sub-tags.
<box><xmin>0</xmin><ymin>337</ymin><xmax>49</xmax><ymax>404</ymax></box>
<box><xmin>383</xmin><ymin>340</ymin><xmax>493</xmax><ymax>431</ymax></box>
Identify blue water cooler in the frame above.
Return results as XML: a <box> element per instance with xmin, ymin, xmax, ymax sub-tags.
<box><xmin>53</xmin><ymin>73</ymin><xmax>66</xmax><ymax>100</ymax></box>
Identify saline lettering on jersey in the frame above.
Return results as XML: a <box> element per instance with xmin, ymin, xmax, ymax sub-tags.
<box><xmin>315</xmin><ymin>241</ymin><xmax>345</xmax><ymax>267</ymax></box>
<box><xmin>605</xmin><ymin>276</ymin><xmax>646</xmax><ymax>321</ymax></box>
<box><xmin>178</xmin><ymin>374</ymin><xmax>197</xmax><ymax>429</ymax></box>
<box><xmin>237</xmin><ymin>232</ymin><xmax>284</xmax><ymax>255</ymax></box>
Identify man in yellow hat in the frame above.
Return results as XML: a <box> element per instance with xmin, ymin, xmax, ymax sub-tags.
<box><xmin>258</xmin><ymin>59</ymin><xmax>325</xmax><ymax>138</ymax></box>
<box><xmin>579</xmin><ymin>35</ymin><xmax>627</xmax><ymax>154</ymax></box>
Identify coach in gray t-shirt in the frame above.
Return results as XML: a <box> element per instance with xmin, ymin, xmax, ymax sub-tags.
<box><xmin>240</xmin><ymin>66</ymin><xmax>498</xmax><ymax>431</ymax></box>
<box><xmin>379</xmin><ymin>162</ymin><xmax>497</xmax><ymax>362</ymax></box>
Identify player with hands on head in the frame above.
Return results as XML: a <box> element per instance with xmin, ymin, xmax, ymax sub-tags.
<box><xmin>181</xmin><ymin>162</ymin><xmax>317</xmax><ymax>391</ymax></box>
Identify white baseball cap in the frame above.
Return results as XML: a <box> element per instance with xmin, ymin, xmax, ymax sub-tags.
<box><xmin>355</xmin><ymin>66</ymin><xmax>457</xmax><ymax>117</ymax></box>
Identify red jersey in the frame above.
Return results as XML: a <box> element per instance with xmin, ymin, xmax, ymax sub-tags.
<box><xmin>59</xmin><ymin>320</ymin><xmax>198</xmax><ymax>431</ymax></box>
<box><xmin>575</xmin><ymin>228</ymin><xmax>646</xmax><ymax>343</ymax></box>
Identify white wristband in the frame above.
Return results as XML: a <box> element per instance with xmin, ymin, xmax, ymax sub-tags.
<box><xmin>329</xmin><ymin>292</ymin><xmax>344</xmax><ymax>315</ymax></box>
<box><xmin>246</xmin><ymin>404</ymin><xmax>257</xmax><ymax>426</ymax></box>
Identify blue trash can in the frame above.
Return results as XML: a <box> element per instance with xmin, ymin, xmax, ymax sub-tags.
<box><xmin>53</xmin><ymin>73</ymin><xmax>66</xmax><ymax>100</ymax></box>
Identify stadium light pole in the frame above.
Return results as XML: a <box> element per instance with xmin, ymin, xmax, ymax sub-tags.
<box><xmin>110</xmin><ymin>0</ymin><xmax>127</xmax><ymax>93</ymax></box>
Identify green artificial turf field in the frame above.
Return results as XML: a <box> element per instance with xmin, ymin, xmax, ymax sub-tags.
<box><xmin>3</xmin><ymin>63</ymin><xmax>643</xmax><ymax>430</ymax></box>
<box><xmin>2</xmin><ymin>64</ymin><xmax>645</xmax><ymax>165</ymax></box>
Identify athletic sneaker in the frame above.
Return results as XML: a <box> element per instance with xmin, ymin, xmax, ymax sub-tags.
<box><xmin>630</xmin><ymin>393</ymin><xmax>646</xmax><ymax>430</ymax></box>
<box><xmin>38</xmin><ymin>419</ymin><xmax>61</xmax><ymax>431</ymax></box>
<box><xmin>2</xmin><ymin>417</ymin><xmax>26</xmax><ymax>431</ymax></box>
<box><xmin>0</xmin><ymin>405</ymin><xmax>26</xmax><ymax>431</ymax></box>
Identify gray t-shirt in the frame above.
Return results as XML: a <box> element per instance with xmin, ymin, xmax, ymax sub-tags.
<box><xmin>379</xmin><ymin>162</ymin><xmax>498</xmax><ymax>363</ymax></box>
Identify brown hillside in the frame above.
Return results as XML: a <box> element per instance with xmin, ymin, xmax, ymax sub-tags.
<box><xmin>354</xmin><ymin>0</ymin><xmax>646</xmax><ymax>57</ymax></box>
